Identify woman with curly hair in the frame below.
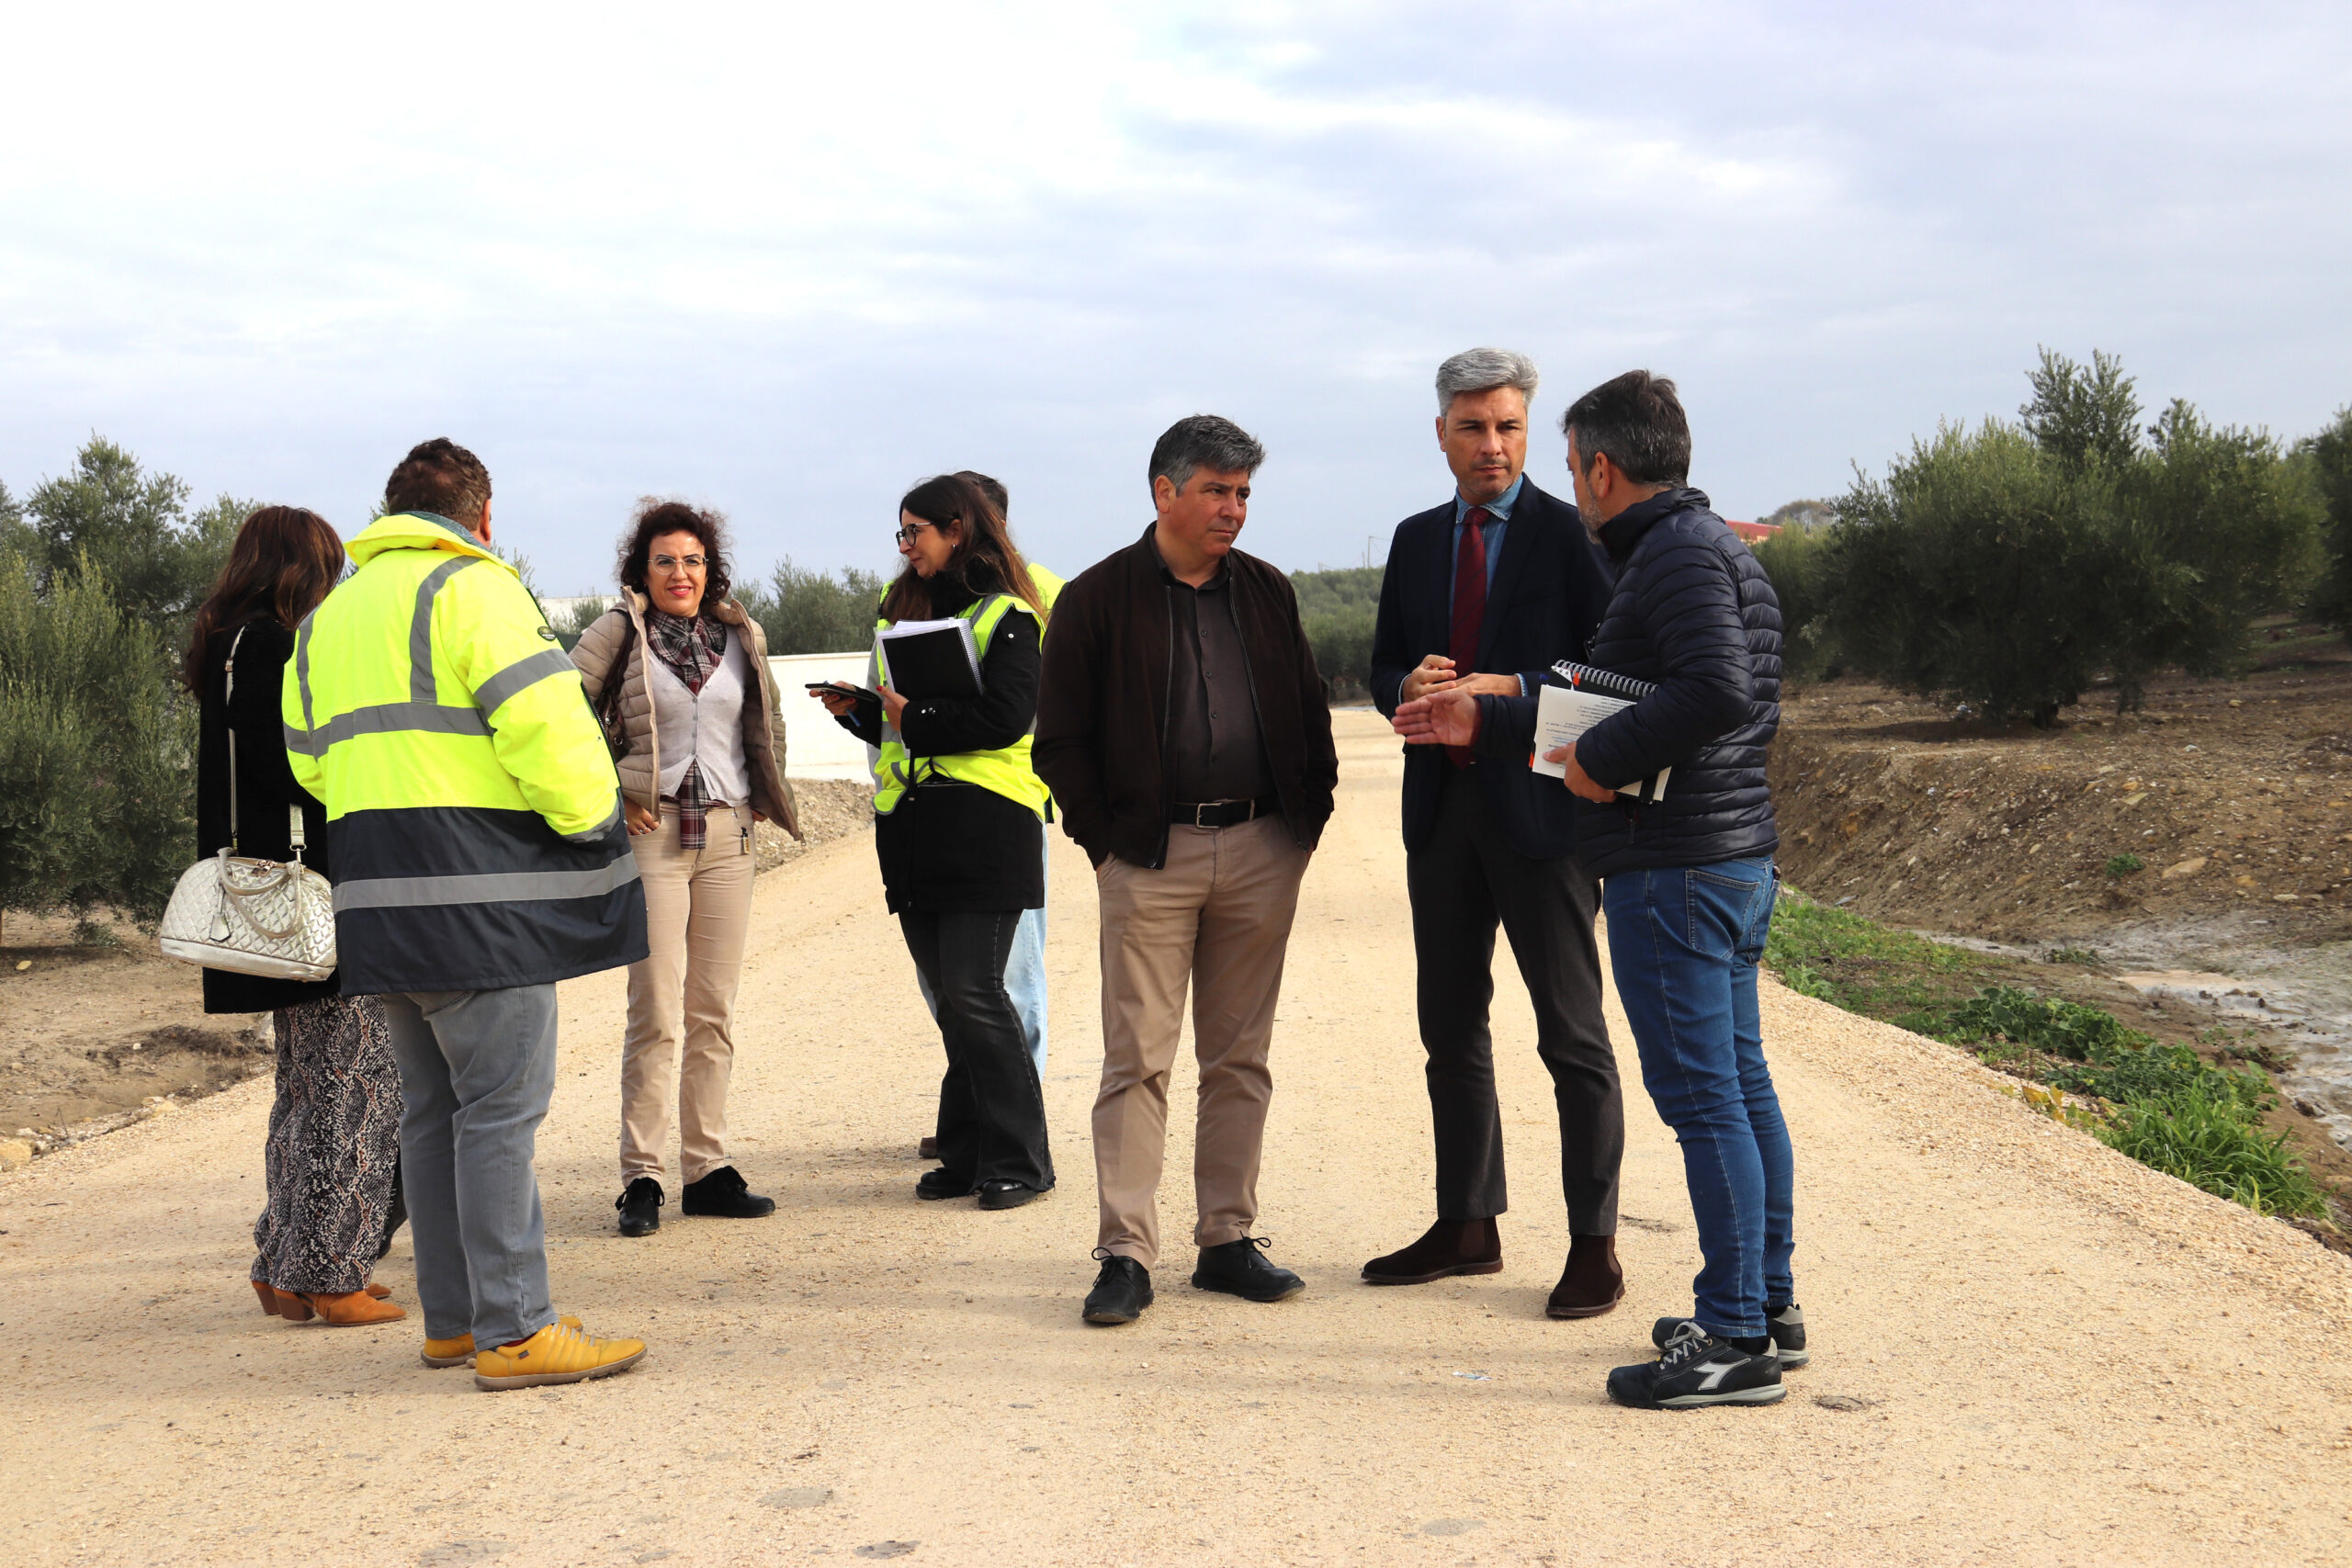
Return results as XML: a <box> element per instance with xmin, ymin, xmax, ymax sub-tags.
<box><xmin>571</xmin><ymin>500</ymin><xmax>801</xmax><ymax>1237</ymax></box>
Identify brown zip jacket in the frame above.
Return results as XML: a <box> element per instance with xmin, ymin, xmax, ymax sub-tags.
<box><xmin>1035</xmin><ymin>523</ymin><xmax>1336</xmax><ymax>870</ymax></box>
<box><xmin>570</xmin><ymin>590</ymin><xmax>801</xmax><ymax>840</ymax></box>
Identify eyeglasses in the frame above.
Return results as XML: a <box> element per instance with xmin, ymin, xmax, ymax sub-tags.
<box><xmin>650</xmin><ymin>553</ymin><xmax>707</xmax><ymax>573</ymax></box>
<box><xmin>892</xmin><ymin>521</ymin><xmax>934</xmax><ymax>547</ymax></box>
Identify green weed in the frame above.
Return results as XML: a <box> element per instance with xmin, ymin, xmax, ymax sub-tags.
<box><xmin>2105</xmin><ymin>853</ymin><xmax>2146</xmax><ymax>877</ymax></box>
<box><xmin>2098</xmin><ymin>1080</ymin><xmax>2329</xmax><ymax>1218</ymax></box>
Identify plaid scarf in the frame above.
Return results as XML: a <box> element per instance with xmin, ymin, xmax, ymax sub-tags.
<box><xmin>647</xmin><ymin>611</ymin><xmax>729</xmax><ymax>850</ymax></box>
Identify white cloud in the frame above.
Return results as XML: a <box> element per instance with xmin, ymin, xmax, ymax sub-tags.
<box><xmin>2</xmin><ymin>1</ymin><xmax>2346</xmax><ymax>587</ymax></box>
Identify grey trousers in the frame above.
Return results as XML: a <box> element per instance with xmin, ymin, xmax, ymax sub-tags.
<box><xmin>383</xmin><ymin>987</ymin><xmax>560</xmax><ymax>1348</ymax></box>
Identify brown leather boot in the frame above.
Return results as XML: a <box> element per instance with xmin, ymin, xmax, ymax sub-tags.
<box><xmin>296</xmin><ymin>1290</ymin><xmax>409</xmax><ymax>1326</ymax></box>
<box><xmin>1362</xmin><ymin>1217</ymin><xmax>1503</xmax><ymax>1285</ymax></box>
<box><xmin>1545</xmin><ymin>1234</ymin><xmax>1624</xmax><ymax>1318</ymax></box>
<box><xmin>254</xmin><ymin>1281</ymin><xmax>313</xmax><ymax>1321</ymax></box>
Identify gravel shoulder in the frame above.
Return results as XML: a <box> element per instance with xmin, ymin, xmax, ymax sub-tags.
<box><xmin>6</xmin><ymin>712</ymin><xmax>2349</xmax><ymax>1566</ymax></box>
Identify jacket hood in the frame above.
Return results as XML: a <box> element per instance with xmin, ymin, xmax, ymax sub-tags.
<box><xmin>345</xmin><ymin>512</ymin><xmax>518</xmax><ymax>576</ymax></box>
<box><xmin>1596</xmin><ymin>487</ymin><xmax>1712</xmax><ymax>563</ymax></box>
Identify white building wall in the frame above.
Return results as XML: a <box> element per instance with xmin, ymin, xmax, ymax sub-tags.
<box><xmin>769</xmin><ymin>651</ymin><xmax>877</xmax><ymax>782</ymax></box>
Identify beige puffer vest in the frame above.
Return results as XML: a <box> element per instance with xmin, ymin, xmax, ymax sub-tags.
<box><xmin>571</xmin><ymin>591</ymin><xmax>800</xmax><ymax>840</ymax></box>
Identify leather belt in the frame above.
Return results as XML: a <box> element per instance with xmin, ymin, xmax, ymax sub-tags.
<box><xmin>1170</xmin><ymin>797</ymin><xmax>1274</xmax><ymax>829</ymax></box>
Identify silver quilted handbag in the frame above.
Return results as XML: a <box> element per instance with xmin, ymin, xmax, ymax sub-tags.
<box><xmin>158</xmin><ymin>626</ymin><xmax>338</xmax><ymax>982</ymax></box>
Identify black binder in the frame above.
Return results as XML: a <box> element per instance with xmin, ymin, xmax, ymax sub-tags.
<box><xmin>877</xmin><ymin>619</ymin><xmax>984</xmax><ymax>699</ymax></box>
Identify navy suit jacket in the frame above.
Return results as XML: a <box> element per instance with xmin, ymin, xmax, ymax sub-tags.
<box><xmin>1369</xmin><ymin>479</ymin><xmax>1613</xmax><ymax>859</ymax></box>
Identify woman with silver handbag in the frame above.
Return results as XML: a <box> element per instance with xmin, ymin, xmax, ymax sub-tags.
<box><xmin>179</xmin><ymin>506</ymin><xmax>404</xmax><ymax>1329</ymax></box>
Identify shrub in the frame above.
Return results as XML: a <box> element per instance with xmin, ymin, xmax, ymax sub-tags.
<box><xmin>2300</xmin><ymin>405</ymin><xmax>2352</xmax><ymax>637</ymax></box>
<box><xmin>1750</xmin><ymin>525</ymin><xmax>1838</xmax><ymax>681</ymax></box>
<box><xmin>1818</xmin><ymin>351</ymin><xmax>2325</xmax><ymax>724</ymax></box>
<box><xmin>739</xmin><ymin>559</ymin><xmax>891</xmax><ymax>656</ymax></box>
<box><xmin>1292</xmin><ymin>567</ymin><xmax>1382</xmax><ymax>698</ymax></box>
<box><xmin>0</xmin><ymin>552</ymin><xmax>197</xmax><ymax>926</ymax></box>
<box><xmin>11</xmin><ymin>436</ymin><xmax>249</xmax><ymax>654</ymax></box>
<box><xmin>2105</xmin><ymin>852</ymin><xmax>2145</xmax><ymax>877</ymax></box>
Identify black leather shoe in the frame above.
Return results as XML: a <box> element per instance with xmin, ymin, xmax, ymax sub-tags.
<box><xmin>977</xmin><ymin>1179</ymin><xmax>1044</xmax><ymax>1211</ymax></box>
<box><xmin>916</xmin><ymin>1168</ymin><xmax>975</xmax><ymax>1201</ymax></box>
<box><xmin>1082</xmin><ymin>1250</ymin><xmax>1153</xmax><ymax>1325</ymax></box>
<box><xmin>680</xmin><ymin>1165</ymin><xmax>775</xmax><ymax>1219</ymax></box>
<box><xmin>616</xmin><ymin>1177</ymin><xmax>663</xmax><ymax>1237</ymax></box>
<box><xmin>1192</xmin><ymin>1235</ymin><xmax>1304</xmax><ymax>1303</ymax></box>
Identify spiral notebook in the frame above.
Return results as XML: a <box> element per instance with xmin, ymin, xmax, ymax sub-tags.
<box><xmin>1530</xmin><ymin>661</ymin><xmax>1670</xmax><ymax>803</ymax></box>
<box><xmin>876</xmin><ymin>618</ymin><xmax>984</xmax><ymax>699</ymax></box>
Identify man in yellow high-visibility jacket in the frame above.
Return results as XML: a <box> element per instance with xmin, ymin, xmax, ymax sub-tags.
<box><xmin>285</xmin><ymin>437</ymin><xmax>649</xmax><ymax>1392</ymax></box>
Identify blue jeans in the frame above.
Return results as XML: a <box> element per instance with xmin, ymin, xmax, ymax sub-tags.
<box><xmin>918</xmin><ymin>837</ymin><xmax>1048</xmax><ymax>1077</ymax></box>
<box><xmin>1601</xmin><ymin>857</ymin><xmax>1793</xmax><ymax>1339</ymax></box>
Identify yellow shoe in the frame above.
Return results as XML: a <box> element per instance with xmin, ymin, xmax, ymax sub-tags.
<box><xmin>471</xmin><ymin>1319</ymin><xmax>646</xmax><ymax>1392</ymax></box>
<box><xmin>423</xmin><ymin>1314</ymin><xmax>581</xmax><ymax>1369</ymax></box>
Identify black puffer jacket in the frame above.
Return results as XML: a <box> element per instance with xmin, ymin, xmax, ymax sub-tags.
<box><xmin>1543</xmin><ymin>487</ymin><xmax>1780</xmax><ymax>875</ymax></box>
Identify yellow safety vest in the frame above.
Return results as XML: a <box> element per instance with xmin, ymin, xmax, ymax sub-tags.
<box><xmin>870</xmin><ymin>570</ymin><xmax>1058</xmax><ymax>819</ymax></box>
<box><xmin>282</xmin><ymin>512</ymin><xmax>643</xmax><ymax>993</ymax></box>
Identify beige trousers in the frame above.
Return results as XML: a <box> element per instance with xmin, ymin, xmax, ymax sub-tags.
<box><xmin>1092</xmin><ymin>814</ymin><xmax>1310</xmax><ymax>1268</ymax></box>
<box><xmin>620</xmin><ymin>804</ymin><xmax>757</xmax><ymax>1186</ymax></box>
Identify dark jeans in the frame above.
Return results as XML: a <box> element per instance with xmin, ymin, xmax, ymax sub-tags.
<box><xmin>900</xmin><ymin>909</ymin><xmax>1054</xmax><ymax>1192</ymax></box>
<box><xmin>1601</xmin><ymin>856</ymin><xmax>1794</xmax><ymax>1339</ymax></box>
<box><xmin>1406</xmin><ymin>764</ymin><xmax>1623</xmax><ymax>1233</ymax></box>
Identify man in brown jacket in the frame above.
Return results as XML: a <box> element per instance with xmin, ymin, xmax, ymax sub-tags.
<box><xmin>1035</xmin><ymin>413</ymin><xmax>1338</xmax><ymax>1326</ymax></box>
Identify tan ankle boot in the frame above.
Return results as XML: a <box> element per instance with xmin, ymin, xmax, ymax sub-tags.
<box><xmin>297</xmin><ymin>1290</ymin><xmax>408</xmax><ymax>1326</ymax></box>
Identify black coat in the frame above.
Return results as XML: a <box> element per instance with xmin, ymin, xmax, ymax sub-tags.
<box><xmin>1370</xmin><ymin>479</ymin><xmax>1613</xmax><ymax>859</ymax></box>
<box><xmin>1488</xmin><ymin>487</ymin><xmax>1781</xmax><ymax>876</ymax></box>
<box><xmin>839</xmin><ymin>574</ymin><xmax>1045</xmax><ymax>914</ymax></box>
<box><xmin>195</xmin><ymin>620</ymin><xmax>343</xmax><ymax>1013</ymax></box>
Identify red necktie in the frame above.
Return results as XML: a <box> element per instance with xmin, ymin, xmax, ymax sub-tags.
<box><xmin>1446</xmin><ymin>506</ymin><xmax>1489</xmax><ymax>767</ymax></box>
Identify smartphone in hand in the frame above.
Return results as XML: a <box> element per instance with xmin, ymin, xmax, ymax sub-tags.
<box><xmin>805</xmin><ymin>681</ymin><xmax>882</xmax><ymax>704</ymax></box>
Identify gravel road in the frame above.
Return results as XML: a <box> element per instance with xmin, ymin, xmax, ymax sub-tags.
<box><xmin>6</xmin><ymin>712</ymin><xmax>2349</xmax><ymax>1566</ymax></box>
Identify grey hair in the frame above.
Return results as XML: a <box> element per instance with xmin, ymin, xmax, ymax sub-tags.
<box><xmin>1435</xmin><ymin>347</ymin><xmax>1540</xmax><ymax>415</ymax></box>
<box><xmin>1148</xmin><ymin>413</ymin><xmax>1266</xmax><ymax>497</ymax></box>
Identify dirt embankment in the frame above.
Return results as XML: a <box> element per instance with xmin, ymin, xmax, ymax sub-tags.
<box><xmin>1768</xmin><ymin>650</ymin><xmax>2352</xmax><ymax>946</ymax></box>
<box><xmin>0</xmin><ymin>779</ymin><xmax>876</xmax><ymax>1164</ymax></box>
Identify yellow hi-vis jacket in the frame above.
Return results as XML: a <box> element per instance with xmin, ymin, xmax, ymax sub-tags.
<box><xmin>283</xmin><ymin>512</ymin><xmax>649</xmax><ymax>994</ymax></box>
<box><xmin>867</xmin><ymin>564</ymin><xmax>1061</xmax><ymax>819</ymax></box>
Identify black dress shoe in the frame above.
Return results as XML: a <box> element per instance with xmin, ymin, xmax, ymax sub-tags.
<box><xmin>680</xmin><ymin>1165</ymin><xmax>775</xmax><ymax>1219</ymax></box>
<box><xmin>916</xmin><ymin>1168</ymin><xmax>975</xmax><ymax>1201</ymax></box>
<box><xmin>1083</xmin><ymin>1251</ymin><xmax>1153</xmax><ymax>1325</ymax></box>
<box><xmin>616</xmin><ymin>1177</ymin><xmax>663</xmax><ymax>1237</ymax></box>
<box><xmin>1192</xmin><ymin>1235</ymin><xmax>1304</xmax><ymax>1303</ymax></box>
<box><xmin>1362</xmin><ymin>1217</ymin><xmax>1502</xmax><ymax>1285</ymax></box>
<box><xmin>977</xmin><ymin>1179</ymin><xmax>1045</xmax><ymax>1211</ymax></box>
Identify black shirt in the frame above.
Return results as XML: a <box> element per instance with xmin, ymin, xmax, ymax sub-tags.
<box><xmin>1159</xmin><ymin>549</ymin><xmax>1274</xmax><ymax>806</ymax></box>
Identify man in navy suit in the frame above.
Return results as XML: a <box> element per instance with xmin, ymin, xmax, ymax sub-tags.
<box><xmin>1363</xmin><ymin>347</ymin><xmax>1626</xmax><ymax>1317</ymax></box>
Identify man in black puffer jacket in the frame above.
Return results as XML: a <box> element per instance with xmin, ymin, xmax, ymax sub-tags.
<box><xmin>1396</xmin><ymin>370</ymin><xmax>1800</xmax><ymax>1413</ymax></box>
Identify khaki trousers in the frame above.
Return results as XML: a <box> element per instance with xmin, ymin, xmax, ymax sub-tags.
<box><xmin>620</xmin><ymin>804</ymin><xmax>756</xmax><ymax>1186</ymax></box>
<box><xmin>1092</xmin><ymin>814</ymin><xmax>1309</xmax><ymax>1268</ymax></box>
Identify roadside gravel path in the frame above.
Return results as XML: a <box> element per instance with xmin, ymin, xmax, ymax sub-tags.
<box><xmin>6</xmin><ymin>713</ymin><xmax>2349</xmax><ymax>1566</ymax></box>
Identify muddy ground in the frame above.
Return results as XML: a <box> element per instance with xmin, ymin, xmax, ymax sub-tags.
<box><xmin>0</xmin><ymin>780</ymin><xmax>875</xmax><ymax>1160</ymax></box>
<box><xmin>1769</xmin><ymin>621</ymin><xmax>2352</xmax><ymax>942</ymax></box>
<box><xmin>1769</xmin><ymin>622</ymin><xmax>2352</xmax><ymax>1185</ymax></box>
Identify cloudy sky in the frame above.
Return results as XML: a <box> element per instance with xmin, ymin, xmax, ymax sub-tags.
<box><xmin>4</xmin><ymin>1</ymin><xmax>2346</xmax><ymax>592</ymax></box>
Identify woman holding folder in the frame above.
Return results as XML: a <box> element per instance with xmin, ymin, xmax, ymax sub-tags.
<box><xmin>816</xmin><ymin>474</ymin><xmax>1056</xmax><ymax>1209</ymax></box>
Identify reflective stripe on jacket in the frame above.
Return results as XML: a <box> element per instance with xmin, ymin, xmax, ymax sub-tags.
<box><xmin>869</xmin><ymin>589</ymin><xmax>1051</xmax><ymax>819</ymax></box>
<box><xmin>282</xmin><ymin>511</ymin><xmax>650</xmax><ymax>993</ymax></box>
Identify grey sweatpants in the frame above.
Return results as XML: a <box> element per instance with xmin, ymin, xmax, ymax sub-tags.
<box><xmin>383</xmin><ymin>986</ymin><xmax>560</xmax><ymax>1349</ymax></box>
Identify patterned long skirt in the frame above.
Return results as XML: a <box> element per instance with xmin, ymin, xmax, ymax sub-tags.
<box><xmin>250</xmin><ymin>994</ymin><xmax>401</xmax><ymax>1294</ymax></box>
